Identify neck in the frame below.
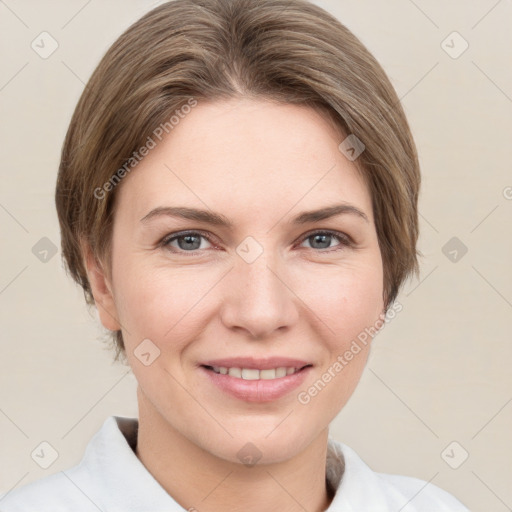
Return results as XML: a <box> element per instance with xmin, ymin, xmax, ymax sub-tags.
<box><xmin>135</xmin><ymin>389</ymin><xmax>334</xmax><ymax>512</ymax></box>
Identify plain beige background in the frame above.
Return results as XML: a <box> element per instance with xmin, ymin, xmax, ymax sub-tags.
<box><xmin>0</xmin><ymin>0</ymin><xmax>511</xmax><ymax>510</ymax></box>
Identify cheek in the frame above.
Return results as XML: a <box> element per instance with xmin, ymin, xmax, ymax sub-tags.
<box><xmin>297</xmin><ymin>258</ymin><xmax>384</xmax><ymax>349</ymax></box>
<box><xmin>111</xmin><ymin>256</ymin><xmax>217</xmax><ymax>348</ymax></box>
<box><xmin>295</xmin><ymin>264</ymin><xmax>382</xmax><ymax>418</ymax></box>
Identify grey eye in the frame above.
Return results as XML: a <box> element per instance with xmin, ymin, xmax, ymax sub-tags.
<box><xmin>301</xmin><ymin>232</ymin><xmax>346</xmax><ymax>250</ymax></box>
<box><xmin>164</xmin><ymin>233</ymin><xmax>212</xmax><ymax>252</ymax></box>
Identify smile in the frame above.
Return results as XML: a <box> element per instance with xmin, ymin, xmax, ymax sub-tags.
<box><xmin>200</xmin><ymin>362</ymin><xmax>313</xmax><ymax>402</ymax></box>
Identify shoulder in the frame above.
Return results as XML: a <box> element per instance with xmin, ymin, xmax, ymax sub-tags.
<box><xmin>0</xmin><ymin>467</ymin><xmax>100</xmax><ymax>512</ymax></box>
<box><xmin>377</xmin><ymin>472</ymin><xmax>471</xmax><ymax>511</ymax></box>
<box><xmin>328</xmin><ymin>440</ymin><xmax>470</xmax><ymax>511</ymax></box>
<box><xmin>0</xmin><ymin>416</ymin><xmax>130</xmax><ymax>512</ymax></box>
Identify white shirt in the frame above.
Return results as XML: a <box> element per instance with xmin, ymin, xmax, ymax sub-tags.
<box><xmin>0</xmin><ymin>416</ymin><xmax>470</xmax><ymax>511</ymax></box>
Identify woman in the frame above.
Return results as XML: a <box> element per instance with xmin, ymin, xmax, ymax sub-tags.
<box><xmin>0</xmin><ymin>0</ymin><xmax>470</xmax><ymax>510</ymax></box>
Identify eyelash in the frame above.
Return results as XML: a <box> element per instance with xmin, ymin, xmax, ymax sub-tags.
<box><xmin>159</xmin><ymin>229</ymin><xmax>353</xmax><ymax>256</ymax></box>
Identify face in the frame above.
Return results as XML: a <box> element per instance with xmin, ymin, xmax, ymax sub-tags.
<box><xmin>90</xmin><ymin>97</ymin><xmax>384</xmax><ymax>464</ymax></box>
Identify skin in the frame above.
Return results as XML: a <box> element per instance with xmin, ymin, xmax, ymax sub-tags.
<box><xmin>85</xmin><ymin>97</ymin><xmax>385</xmax><ymax>512</ymax></box>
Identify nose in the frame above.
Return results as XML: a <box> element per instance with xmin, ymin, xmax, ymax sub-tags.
<box><xmin>219</xmin><ymin>247</ymin><xmax>300</xmax><ymax>339</ymax></box>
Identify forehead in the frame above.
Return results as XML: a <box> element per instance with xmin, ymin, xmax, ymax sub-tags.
<box><xmin>115</xmin><ymin>98</ymin><xmax>372</xmax><ymax>225</ymax></box>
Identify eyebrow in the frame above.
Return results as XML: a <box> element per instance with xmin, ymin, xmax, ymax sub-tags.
<box><xmin>140</xmin><ymin>203</ymin><xmax>369</xmax><ymax>227</ymax></box>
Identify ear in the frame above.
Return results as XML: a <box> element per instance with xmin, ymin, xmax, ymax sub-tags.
<box><xmin>81</xmin><ymin>239</ymin><xmax>121</xmax><ymax>332</ymax></box>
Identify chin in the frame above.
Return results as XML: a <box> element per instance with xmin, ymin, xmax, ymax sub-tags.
<box><xmin>204</xmin><ymin>420</ymin><xmax>320</xmax><ymax>466</ymax></box>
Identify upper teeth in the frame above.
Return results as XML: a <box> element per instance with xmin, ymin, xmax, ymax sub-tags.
<box><xmin>211</xmin><ymin>366</ymin><xmax>298</xmax><ymax>380</ymax></box>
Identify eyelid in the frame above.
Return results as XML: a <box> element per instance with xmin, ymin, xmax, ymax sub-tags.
<box><xmin>159</xmin><ymin>229</ymin><xmax>354</xmax><ymax>255</ymax></box>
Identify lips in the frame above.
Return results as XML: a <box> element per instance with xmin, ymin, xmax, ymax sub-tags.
<box><xmin>199</xmin><ymin>357</ymin><xmax>313</xmax><ymax>402</ymax></box>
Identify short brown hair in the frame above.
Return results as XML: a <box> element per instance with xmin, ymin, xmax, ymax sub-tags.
<box><xmin>56</xmin><ymin>0</ymin><xmax>422</xmax><ymax>363</ymax></box>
